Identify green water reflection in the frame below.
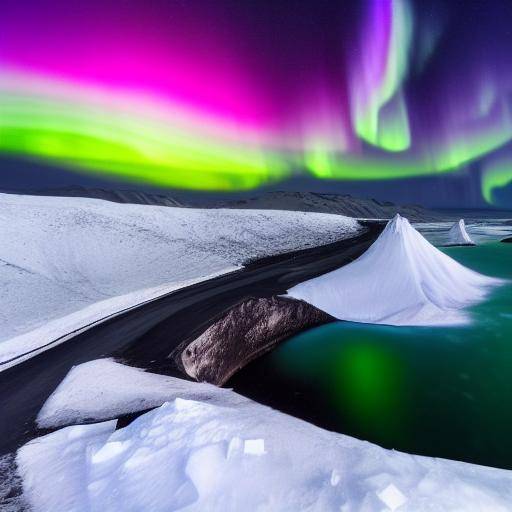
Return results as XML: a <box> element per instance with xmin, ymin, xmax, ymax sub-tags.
<box><xmin>269</xmin><ymin>243</ymin><xmax>512</xmax><ymax>468</ymax></box>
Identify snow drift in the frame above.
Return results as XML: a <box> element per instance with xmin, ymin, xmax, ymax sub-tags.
<box><xmin>287</xmin><ymin>214</ymin><xmax>503</xmax><ymax>326</ymax></box>
<box><xmin>36</xmin><ymin>358</ymin><xmax>241</xmax><ymax>429</ymax></box>
<box><xmin>17</xmin><ymin>359</ymin><xmax>512</xmax><ymax>512</ymax></box>
<box><xmin>0</xmin><ymin>193</ymin><xmax>359</xmax><ymax>366</ymax></box>
<box><xmin>447</xmin><ymin>219</ymin><xmax>475</xmax><ymax>246</ymax></box>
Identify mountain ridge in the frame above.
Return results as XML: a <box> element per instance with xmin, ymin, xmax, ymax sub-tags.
<box><xmin>1</xmin><ymin>186</ymin><xmax>440</xmax><ymax>221</ymax></box>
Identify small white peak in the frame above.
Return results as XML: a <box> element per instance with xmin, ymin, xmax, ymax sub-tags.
<box><xmin>386</xmin><ymin>213</ymin><xmax>409</xmax><ymax>234</ymax></box>
<box><xmin>448</xmin><ymin>219</ymin><xmax>475</xmax><ymax>246</ymax></box>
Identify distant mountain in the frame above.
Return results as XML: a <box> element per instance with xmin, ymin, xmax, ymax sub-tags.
<box><xmin>11</xmin><ymin>185</ymin><xmax>184</xmax><ymax>208</ymax></box>
<box><xmin>204</xmin><ymin>191</ymin><xmax>440</xmax><ymax>221</ymax></box>
<box><xmin>2</xmin><ymin>186</ymin><xmax>440</xmax><ymax>221</ymax></box>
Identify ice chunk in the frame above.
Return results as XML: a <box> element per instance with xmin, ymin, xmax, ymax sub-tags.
<box><xmin>447</xmin><ymin>219</ymin><xmax>475</xmax><ymax>246</ymax></box>
<box><xmin>377</xmin><ymin>483</ymin><xmax>407</xmax><ymax>511</ymax></box>
<box><xmin>243</xmin><ymin>439</ymin><xmax>266</xmax><ymax>456</ymax></box>
<box><xmin>287</xmin><ymin>214</ymin><xmax>503</xmax><ymax>326</ymax></box>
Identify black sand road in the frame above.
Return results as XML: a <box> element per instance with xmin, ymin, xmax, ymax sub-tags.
<box><xmin>0</xmin><ymin>221</ymin><xmax>383</xmax><ymax>456</ymax></box>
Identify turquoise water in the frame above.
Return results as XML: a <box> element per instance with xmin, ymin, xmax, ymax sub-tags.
<box><xmin>231</xmin><ymin>243</ymin><xmax>512</xmax><ymax>469</ymax></box>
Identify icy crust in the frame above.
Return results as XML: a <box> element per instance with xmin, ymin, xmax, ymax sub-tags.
<box><xmin>0</xmin><ymin>193</ymin><xmax>359</xmax><ymax>365</ymax></box>
<box><xmin>287</xmin><ymin>215</ymin><xmax>503</xmax><ymax>326</ymax></box>
<box><xmin>447</xmin><ymin>219</ymin><xmax>475</xmax><ymax>246</ymax></box>
<box><xmin>18</xmin><ymin>360</ymin><xmax>512</xmax><ymax>512</ymax></box>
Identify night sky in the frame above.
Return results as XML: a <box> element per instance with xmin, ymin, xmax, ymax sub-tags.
<box><xmin>1</xmin><ymin>0</ymin><xmax>512</xmax><ymax>208</ymax></box>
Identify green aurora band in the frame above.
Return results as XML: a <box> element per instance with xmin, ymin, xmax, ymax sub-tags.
<box><xmin>350</xmin><ymin>0</ymin><xmax>413</xmax><ymax>153</ymax></box>
<box><xmin>0</xmin><ymin>73</ymin><xmax>290</xmax><ymax>191</ymax></box>
<box><xmin>1</xmin><ymin>68</ymin><xmax>512</xmax><ymax>198</ymax></box>
<box><xmin>2</xmin><ymin>0</ymin><xmax>512</xmax><ymax>204</ymax></box>
<box><xmin>482</xmin><ymin>159</ymin><xmax>512</xmax><ymax>205</ymax></box>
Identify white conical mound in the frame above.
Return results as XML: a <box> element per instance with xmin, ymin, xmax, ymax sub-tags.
<box><xmin>287</xmin><ymin>214</ymin><xmax>502</xmax><ymax>326</ymax></box>
<box><xmin>447</xmin><ymin>219</ymin><xmax>475</xmax><ymax>246</ymax></box>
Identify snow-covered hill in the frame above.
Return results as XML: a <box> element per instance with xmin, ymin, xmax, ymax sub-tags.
<box><xmin>287</xmin><ymin>215</ymin><xmax>502</xmax><ymax>326</ymax></box>
<box><xmin>17</xmin><ymin>359</ymin><xmax>512</xmax><ymax>512</ymax></box>
<box><xmin>0</xmin><ymin>193</ymin><xmax>359</xmax><ymax>366</ymax></box>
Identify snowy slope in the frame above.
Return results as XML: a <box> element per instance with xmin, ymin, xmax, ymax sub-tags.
<box><xmin>0</xmin><ymin>193</ymin><xmax>359</xmax><ymax>365</ymax></box>
<box><xmin>447</xmin><ymin>219</ymin><xmax>476</xmax><ymax>245</ymax></box>
<box><xmin>18</xmin><ymin>359</ymin><xmax>512</xmax><ymax>512</ymax></box>
<box><xmin>287</xmin><ymin>215</ymin><xmax>503</xmax><ymax>326</ymax></box>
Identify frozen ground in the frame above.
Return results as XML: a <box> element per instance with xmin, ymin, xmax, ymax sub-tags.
<box><xmin>17</xmin><ymin>359</ymin><xmax>512</xmax><ymax>512</ymax></box>
<box><xmin>0</xmin><ymin>193</ymin><xmax>359</xmax><ymax>367</ymax></box>
<box><xmin>287</xmin><ymin>215</ymin><xmax>504</xmax><ymax>326</ymax></box>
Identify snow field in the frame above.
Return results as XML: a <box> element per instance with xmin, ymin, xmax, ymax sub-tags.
<box><xmin>0</xmin><ymin>193</ymin><xmax>359</xmax><ymax>366</ymax></box>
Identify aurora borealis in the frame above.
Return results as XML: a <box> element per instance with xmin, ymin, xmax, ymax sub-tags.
<box><xmin>1</xmin><ymin>0</ymin><xmax>512</xmax><ymax>205</ymax></box>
